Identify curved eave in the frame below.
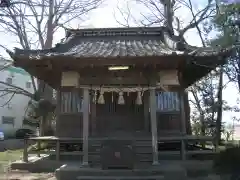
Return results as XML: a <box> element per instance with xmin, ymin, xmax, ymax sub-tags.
<box><xmin>9</xmin><ymin>52</ymin><xmax>228</xmax><ymax>90</ymax></box>
<box><xmin>182</xmin><ymin>56</ymin><xmax>227</xmax><ymax>88</ymax></box>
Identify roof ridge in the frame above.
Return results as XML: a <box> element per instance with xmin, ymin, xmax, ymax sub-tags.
<box><xmin>65</xmin><ymin>26</ymin><xmax>165</xmax><ymax>38</ymax></box>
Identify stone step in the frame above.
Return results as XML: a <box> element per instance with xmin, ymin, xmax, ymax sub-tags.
<box><xmin>55</xmin><ymin>164</ymin><xmax>187</xmax><ymax>180</ymax></box>
<box><xmin>56</xmin><ymin>167</ymin><xmax>165</xmax><ymax>177</ymax></box>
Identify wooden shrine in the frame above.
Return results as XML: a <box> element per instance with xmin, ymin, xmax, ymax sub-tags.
<box><xmin>8</xmin><ymin>27</ymin><xmax>232</xmax><ymax>168</ymax></box>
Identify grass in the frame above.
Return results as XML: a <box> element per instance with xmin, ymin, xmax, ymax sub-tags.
<box><xmin>0</xmin><ymin>149</ymin><xmax>23</xmax><ymax>161</ymax></box>
<box><xmin>0</xmin><ymin>149</ymin><xmax>23</xmax><ymax>173</ymax></box>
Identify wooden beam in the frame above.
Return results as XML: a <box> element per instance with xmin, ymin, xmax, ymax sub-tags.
<box><xmin>149</xmin><ymin>88</ymin><xmax>159</xmax><ymax>165</ymax></box>
<box><xmin>79</xmin><ymin>77</ymin><xmax>151</xmax><ymax>85</ymax></box>
<box><xmin>82</xmin><ymin>88</ymin><xmax>90</xmax><ymax>166</ymax></box>
<box><xmin>50</xmin><ymin>55</ymin><xmax>182</xmax><ymax>68</ymax></box>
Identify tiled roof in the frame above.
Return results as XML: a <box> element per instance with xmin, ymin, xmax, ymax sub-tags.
<box><xmin>9</xmin><ymin>27</ymin><xmax>231</xmax><ymax>60</ymax></box>
<box><xmin>41</xmin><ymin>40</ymin><xmax>183</xmax><ymax>58</ymax></box>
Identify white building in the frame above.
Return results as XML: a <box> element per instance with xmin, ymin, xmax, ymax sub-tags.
<box><xmin>233</xmin><ymin>124</ymin><xmax>240</xmax><ymax>141</ymax></box>
<box><xmin>0</xmin><ymin>59</ymin><xmax>35</xmax><ymax>137</ymax></box>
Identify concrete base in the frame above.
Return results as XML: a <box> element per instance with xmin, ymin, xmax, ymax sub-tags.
<box><xmin>55</xmin><ymin>162</ymin><xmax>187</xmax><ymax>180</ymax></box>
<box><xmin>55</xmin><ymin>161</ymin><xmax>215</xmax><ymax>180</ymax></box>
<box><xmin>11</xmin><ymin>155</ymin><xmax>66</xmax><ymax>173</ymax></box>
<box><xmin>11</xmin><ymin>155</ymin><xmax>215</xmax><ymax>180</ymax></box>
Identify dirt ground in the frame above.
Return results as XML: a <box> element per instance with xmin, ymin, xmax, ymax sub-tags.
<box><xmin>0</xmin><ymin>150</ymin><xmax>56</xmax><ymax>180</ymax></box>
<box><xmin>0</xmin><ymin>172</ymin><xmax>228</xmax><ymax>180</ymax></box>
<box><xmin>0</xmin><ymin>171</ymin><xmax>56</xmax><ymax>180</ymax></box>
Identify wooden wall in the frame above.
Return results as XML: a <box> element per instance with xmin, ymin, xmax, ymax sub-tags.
<box><xmin>157</xmin><ymin>113</ymin><xmax>180</xmax><ymax>133</ymax></box>
<box><xmin>55</xmin><ymin>90</ymin><xmax>84</xmax><ymax>137</ymax></box>
<box><xmin>55</xmin><ymin>88</ymin><xmax>191</xmax><ymax>138</ymax></box>
<box><xmin>56</xmin><ymin>113</ymin><xmax>83</xmax><ymax>137</ymax></box>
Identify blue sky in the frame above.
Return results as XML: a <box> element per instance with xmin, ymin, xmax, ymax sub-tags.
<box><xmin>0</xmin><ymin>0</ymin><xmax>239</xmax><ymax>124</ymax></box>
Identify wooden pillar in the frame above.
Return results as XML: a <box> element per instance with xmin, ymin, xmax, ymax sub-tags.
<box><xmin>180</xmin><ymin>90</ymin><xmax>186</xmax><ymax>160</ymax></box>
<box><xmin>144</xmin><ymin>91</ymin><xmax>149</xmax><ymax>132</ymax></box>
<box><xmin>37</xmin><ymin>141</ymin><xmax>41</xmax><ymax>157</ymax></box>
<box><xmin>56</xmin><ymin>140</ymin><xmax>60</xmax><ymax>161</ymax></box>
<box><xmin>23</xmin><ymin>138</ymin><xmax>28</xmax><ymax>162</ymax></box>
<box><xmin>91</xmin><ymin>98</ymin><xmax>97</xmax><ymax>136</ymax></box>
<box><xmin>55</xmin><ymin>91</ymin><xmax>61</xmax><ymax>137</ymax></box>
<box><xmin>149</xmin><ymin>88</ymin><xmax>159</xmax><ymax>165</ymax></box>
<box><xmin>82</xmin><ymin>88</ymin><xmax>89</xmax><ymax>166</ymax></box>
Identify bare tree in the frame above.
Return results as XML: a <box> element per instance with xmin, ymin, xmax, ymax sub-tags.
<box><xmin>115</xmin><ymin>0</ymin><xmax>230</xmax><ymax>145</ymax></box>
<box><xmin>0</xmin><ymin>0</ymin><xmax>102</xmax><ymax>135</ymax></box>
<box><xmin>115</xmin><ymin>0</ymin><xmax>215</xmax><ymax>39</ymax></box>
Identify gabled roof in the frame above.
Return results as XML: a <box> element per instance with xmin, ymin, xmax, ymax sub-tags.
<box><xmin>8</xmin><ymin>27</ymin><xmax>231</xmax><ymax>60</ymax></box>
<box><xmin>6</xmin><ymin>27</ymin><xmax>234</xmax><ymax>89</ymax></box>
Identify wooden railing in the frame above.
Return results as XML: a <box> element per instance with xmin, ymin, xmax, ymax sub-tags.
<box><xmin>23</xmin><ymin>135</ymin><xmax>217</xmax><ymax>163</ymax></box>
<box><xmin>156</xmin><ymin>92</ymin><xmax>180</xmax><ymax>112</ymax></box>
<box><xmin>61</xmin><ymin>91</ymin><xmax>83</xmax><ymax>113</ymax></box>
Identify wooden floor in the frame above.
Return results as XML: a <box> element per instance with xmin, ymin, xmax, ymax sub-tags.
<box><xmin>29</xmin><ymin>135</ymin><xmax>214</xmax><ymax>142</ymax></box>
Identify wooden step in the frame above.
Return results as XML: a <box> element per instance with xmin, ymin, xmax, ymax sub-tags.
<box><xmin>76</xmin><ymin>175</ymin><xmax>164</xmax><ymax>179</ymax></box>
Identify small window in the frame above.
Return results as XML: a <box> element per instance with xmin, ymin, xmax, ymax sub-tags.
<box><xmin>26</xmin><ymin>82</ymin><xmax>31</xmax><ymax>88</ymax></box>
<box><xmin>2</xmin><ymin>116</ymin><xmax>15</xmax><ymax>126</ymax></box>
<box><xmin>6</xmin><ymin>77</ymin><xmax>12</xmax><ymax>84</ymax></box>
<box><xmin>156</xmin><ymin>92</ymin><xmax>180</xmax><ymax>112</ymax></box>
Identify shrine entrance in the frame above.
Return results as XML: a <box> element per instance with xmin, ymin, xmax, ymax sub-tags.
<box><xmin>95</xmin><ymin>91</ymin><xmax>145</xmax><ymax>136</ymax></box>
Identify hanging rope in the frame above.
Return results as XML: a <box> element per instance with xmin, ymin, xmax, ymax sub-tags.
<box><xmin>97</xmin><ymin>89</ymin><xmax>105</xmax><ymax>104</ymax></box>
<box><xmin>117</xmin><ymin>91</ymin><xmax>125</xmax><ymax>105</ymax></box>
<box><xmin>135</xmin><ymin>91</ymin><xmax>142</xmax><ymax>105</ymax></box>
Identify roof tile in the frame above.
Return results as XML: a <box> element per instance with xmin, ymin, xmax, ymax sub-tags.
<box><xmin>10</xmin><ymin>27</ymin><xmax>232</xmax><ymax>60</ymax></box>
